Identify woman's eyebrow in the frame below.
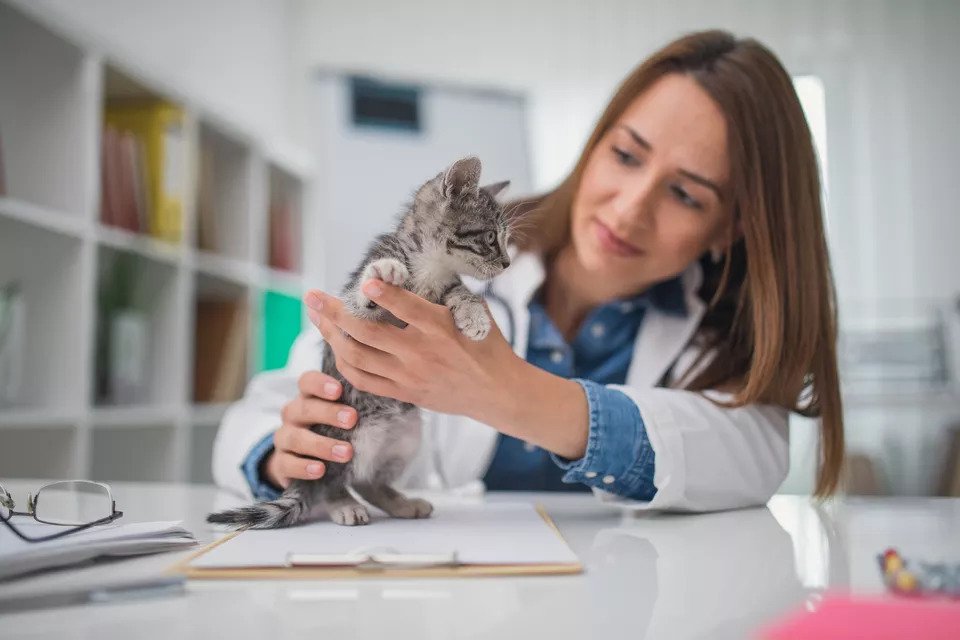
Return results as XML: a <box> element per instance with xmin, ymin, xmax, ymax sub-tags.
<box><xmin>678</xmin><ymin>169</ymin><xmax>723</xmax><ymax>200</ymax></box>
<box><xmin>618</xmin><ymin>124</ymin><xmax>652</xmax><ymax>151</ymax></box>
<box><xmin>618</xmin><ymin>124</ymin><xmax>723</xmax><ymax>200</ymax></box>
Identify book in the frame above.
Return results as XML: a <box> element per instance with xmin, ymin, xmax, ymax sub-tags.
<box><xmin>116</xmin><ymin>131</ymin><xmax>139</xmax><ymax>232</ymax></box>
<box><xmin>194</xmin><ymin>298</ymin><xmax>248</xmax><ymax>403</ymax></box>
<box><xmin>104</xmin><ymin>100</ymin><xmax>185</xmax><ymax>242</ymax></box>
<box><xmin>211</xmin><ymin>301</ymin><xmax>249</xmax><ymax>402</ymax></box>
<box><xmin>268</xmin><ymin>199</ymin><xmax>299</xmax><ymax>272</ymax></box>
<box><xmin>99</xmin><ymin>125</ymin><xmax>120</xmax><ymax>227</ymax></box>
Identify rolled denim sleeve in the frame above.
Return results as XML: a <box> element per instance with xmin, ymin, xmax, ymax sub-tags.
<box><xmin>549</xmin><ymin>379</ymin><xmax>658</xmax><ymax>501</ymax></box>
<box><xmin>241</xmin><ymin>432</ymin><xmax>282</xmax><ymax>501</ymax></box>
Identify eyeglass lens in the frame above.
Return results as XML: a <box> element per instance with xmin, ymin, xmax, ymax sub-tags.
<box><xmin>33</xmin><ymin>481</ymin><xmax>112</xmax><ymax>526</ymax></box>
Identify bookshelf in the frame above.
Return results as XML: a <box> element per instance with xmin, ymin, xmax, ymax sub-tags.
<box><xmin>0</xmin><ymin>1</ymin><xmax>312</xmax><ymax>485</ymax></box>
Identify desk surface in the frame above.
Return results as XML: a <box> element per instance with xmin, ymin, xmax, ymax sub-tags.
<box><xmin>2</xmin><ymin>481</ymin><xmax>959</xmax><ymax>639</ymax></box>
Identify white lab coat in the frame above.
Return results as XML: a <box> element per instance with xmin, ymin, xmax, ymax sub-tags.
<box><xmin>212</xmin><ymin>251</ymin><xmax>790</xmax><ymax>512</ymax></box>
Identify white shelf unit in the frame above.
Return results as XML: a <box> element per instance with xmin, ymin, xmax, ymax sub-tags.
<box><xmin>0</xmin><ymin>1</ymin><xmax>313</xmax><ymax>484</ymax></box>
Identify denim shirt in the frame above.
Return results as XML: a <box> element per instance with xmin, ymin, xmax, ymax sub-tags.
<box><xmin>482</xmin><ymin>278</ymin><xmax>687</xmax><ymax>500</ymax></box>
<box><xmin>241</xmin><ymin>278</ymin><xmax>686</xmax><ymax>502</ymax></box>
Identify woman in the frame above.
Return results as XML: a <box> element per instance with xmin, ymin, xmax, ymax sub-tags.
<box><xmin>213</xmin><ymin>29</ymin><xmax>844</xmax><ymax>512</ymax></box>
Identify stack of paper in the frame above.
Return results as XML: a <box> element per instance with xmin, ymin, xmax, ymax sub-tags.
<box><xmin>0</xmin><ymin>518</ymin><xmax>196</xmax><ymax>580</ymax></box>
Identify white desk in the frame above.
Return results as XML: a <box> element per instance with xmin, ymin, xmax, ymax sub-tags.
<box><xmin>1</xmin><ymin>481</ymin><xmax>958</xmax><ymax>639</ymax></box>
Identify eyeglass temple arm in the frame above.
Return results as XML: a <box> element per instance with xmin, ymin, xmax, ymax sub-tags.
<box><xmin>1</xmin><ymin>507</ymin><xmax>123</xmax><ymax>543</ymax></box>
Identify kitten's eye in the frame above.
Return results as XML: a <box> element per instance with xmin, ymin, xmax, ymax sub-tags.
<box><xmin>485</xmin><ymin>231</ymin><xmax>496</xmax><ymax>245</ymax></box>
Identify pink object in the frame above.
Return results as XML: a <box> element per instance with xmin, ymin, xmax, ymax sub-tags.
<box><xmin>759</xmin><ymin>594</ymin><xmax>960</xmax><ymax>640</ymax></box>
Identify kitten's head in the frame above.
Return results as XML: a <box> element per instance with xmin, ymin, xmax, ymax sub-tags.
<box><xmin>420</xmin><ymin>156</ymin><xmax>512</xmax><ymax>280</ymax></box>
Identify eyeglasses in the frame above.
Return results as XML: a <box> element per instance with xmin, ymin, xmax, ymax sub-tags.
<box><xmin>0</xmin><ymin>480</ymin><xmax>124</xmax><ymax>543</ymax></box>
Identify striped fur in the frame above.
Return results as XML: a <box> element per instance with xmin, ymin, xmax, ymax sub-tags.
<box><xmin>207</xmin><ymin>157</ymin><xmax>513</xmax><ymax>528</ymax></box>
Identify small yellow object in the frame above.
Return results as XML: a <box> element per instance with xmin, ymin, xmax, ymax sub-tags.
<box><xmin>894</xmin><ymin>570</ymin><xmax>918</xmax><ymax>591</ymax></box>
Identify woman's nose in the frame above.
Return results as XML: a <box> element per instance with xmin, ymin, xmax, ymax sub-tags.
<box><xmin>612</xmin><ymin>177</ymin><xmax>657</xmax><ymax>230</ymax></box>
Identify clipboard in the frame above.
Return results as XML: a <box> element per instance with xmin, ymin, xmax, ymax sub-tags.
<box><xmin>171</xmin><ymin>504</ymin><xmax>582</xmax><ymax>580</ymax></box>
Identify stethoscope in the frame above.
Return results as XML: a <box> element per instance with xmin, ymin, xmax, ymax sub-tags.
<box><xmin>424</xmin><ymin>281</ymin><xmax>516</xmax><ymax>496</ymax></box>
<box><xmin>482</xmin><ymin>281</ymin><xmax>516</xmax><ymax>348</ymax></box>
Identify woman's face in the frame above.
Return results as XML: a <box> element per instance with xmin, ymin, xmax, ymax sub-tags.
<box><xmin>571</xmin><ymin>73</ymin><xmax>735</xmax><ymax>293</ymax></box>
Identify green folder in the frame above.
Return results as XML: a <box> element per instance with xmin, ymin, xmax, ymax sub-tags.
<box><xmin>260</xmin><ymin>290</ymin><xmax>302</xmax><ymax>372</ymax></box>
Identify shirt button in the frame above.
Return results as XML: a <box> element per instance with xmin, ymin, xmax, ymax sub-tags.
<box><xmin>550</xmin><ymin>349</ymin><xmax>564</xmax><ymax>364</ymax></box>
<box><xmin>523</xmin><ymin>442</ymin><xmax>537</xmax><ymax>453</ymax></box>
<box><xmin>602</xmin><ymin>475</ymin><xmax>615</xmax><ymax>485</ymax></box>
<box><xmin>619</xmin><ymin>302</ymin><xmax>634</xmax><ymax>313</ymax></box>
<box><xmin>590</xmin><ymin>323</ymin><xmax>606</xmax><ymax>338</ymax></box>
<box><xmin>584</xmin><ymin>471</ymin><xmax>598</xmax><ymax>479</ymax></box>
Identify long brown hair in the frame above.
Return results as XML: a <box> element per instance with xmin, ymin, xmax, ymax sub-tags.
<box><xmin>513</xmin><ymin>30</ymin><xmax>844</xmax><ymax>497</ymax></box>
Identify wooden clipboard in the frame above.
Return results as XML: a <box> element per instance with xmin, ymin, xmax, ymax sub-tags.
<box><xmin>170</xmin><ymin>505</ymin><xmax>582</xmax><ymax>580</ymax></box>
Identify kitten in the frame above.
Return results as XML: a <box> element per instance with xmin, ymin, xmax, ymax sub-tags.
<box><xmin>207</xmin><ymin>156</ymin><xmax>512</xmax><ymax>527</ymax></box>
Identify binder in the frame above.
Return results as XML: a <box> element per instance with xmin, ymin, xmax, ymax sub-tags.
<box><xmin>173</xmin><ymin>503</ymin><xmax>582</xmax><ymax>580</ymax></box>
<box><xmin>104</xmin><ymin>100</ymin><xmax>185</xmax><ymax>242</ymax></box>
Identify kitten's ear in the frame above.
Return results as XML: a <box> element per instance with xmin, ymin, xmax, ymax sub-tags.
<box><xmin>481</xmin><ymin>180</ymin><xmax>510</xmax><ymax>199</ymax></box>
<box><xmin>442</xmin><ymin>156</ymin><xmax>481</xmax><ymax>198</ymax></box>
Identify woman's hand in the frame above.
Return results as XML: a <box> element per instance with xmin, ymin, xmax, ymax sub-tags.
<box><xmin>262</xmin><ymin>371</ymin><xmax>357</xmax><ymax>489</ymax></box>
<box><xmin>304</xmin><ymin>280</ymin><xmax>518</xmax><ymax>422</ymax></box>
<box><xmin>304</xmin><ymin>279</ymin><xmax>590</xmax><ymax>459</ymax></box>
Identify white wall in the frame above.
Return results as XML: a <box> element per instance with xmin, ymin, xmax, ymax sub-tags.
<box><xmin>15</xmin><ymin>0</ymin><xmax>296</xmax><ymax>145</ymax></box>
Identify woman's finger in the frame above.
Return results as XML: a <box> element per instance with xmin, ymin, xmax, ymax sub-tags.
<box><xmin>282</xmin><ymin>395</ymin><xmax>357</xmax><ymax>429</ymax></box>
<box><xmin>275</xmin><ymin>451</ymin><xmax>326</xmax><ymax>484</ymax></box>
<box><xmin>298</xmin><ymin>371</ymin><xmax>343</xmax><ymax>401</ymax></box>
<box><xmin>314</xmin><ymin>313</ymin><xmax>404</xmax><ymax>381</ymax></box>
<box><xmin>358</xmin><ymin>280</ymin><xmax>443</xmax><ymax>331</ymax></box>
<box><xmin>336</xmin><ymin>359</ymin><xmax>411</xmax><ymax>403</ymax></box>
<box><xmin>306</xmin><ymin>291</ymin><xmax>407</xmax><ymax>354</ymax></box>
<box><xmin>275</xmin><ymin>423</ymin><xmax>353</xmax><ymax>463</ymax></box>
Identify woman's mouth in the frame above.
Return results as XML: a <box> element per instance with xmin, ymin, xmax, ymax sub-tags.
<box><xmin>593</xmin><ymin>219</ymin><xmax>642</xmax><ymax>257</ymax></box>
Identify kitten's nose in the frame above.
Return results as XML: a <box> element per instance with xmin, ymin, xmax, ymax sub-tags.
<box><xmin>499</xmin><ymin>257</ymin><xmax>511</xmax><ymax>269</ymax></box>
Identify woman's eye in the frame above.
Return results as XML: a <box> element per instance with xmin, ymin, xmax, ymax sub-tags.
<box><xmin>612</xmin><ymin>146</ymin><xmax>641</xmax><ymax>167</ymax></box>
<box><xmin>671</xmin><ymin>185</ymin><xmax>702</xmax><ymax>209</ymax></box>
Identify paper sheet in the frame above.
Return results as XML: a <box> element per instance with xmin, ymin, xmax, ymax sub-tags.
<box><xmin>0</xmin><ymin>518</ymin><xmax>196</xmax><ymax>580</ymax></box>
<box><xmin>192</xmin><ymin>502</ymin><xmax>578</xmax><ymax>569</ymax></box>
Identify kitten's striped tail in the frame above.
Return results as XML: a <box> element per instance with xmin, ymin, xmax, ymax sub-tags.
<box><xmin>206</xmin><ymin>485</ymin><xmax>313</xmax><ymax>529</ymax></box>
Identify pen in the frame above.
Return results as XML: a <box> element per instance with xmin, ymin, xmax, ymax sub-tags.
<box><xmin>0</xmin><ymin>575</ymin><xmax>186</xmax><ymax>615</ymax></box>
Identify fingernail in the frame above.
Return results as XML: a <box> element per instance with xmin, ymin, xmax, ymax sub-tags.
<box><xmin>305</xmin><ymin>291</ymin><xmax>323</xmax><ymax>311</ymax></box>
<box><xmin>363</xmin><ymin>280</ymin><xmax>383</xmax><ymax>298</ymax></box>
<box><xmin>337</xmin><ymin>409</ymin><xmax>353</xmax><ymax>426</ymax></box>
<box><xmin>332</xmin><ymin>444</ymin><xmax>351</xmax><ymax>460</ymax></box>
<box><xmin>324</xmin><ymin>382</ymin><xmax>340</xmax><ymax>397</ymax></box>
<box><xmin>307</xmin><ymin>462</ymin><xmax>323</xmax><ymax>476</ymax></box>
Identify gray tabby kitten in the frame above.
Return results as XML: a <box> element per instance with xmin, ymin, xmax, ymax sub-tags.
<box><xmin>207</xmin><ymin>156</ymin><xmax>511</xmax><ymax>528</ymax></box>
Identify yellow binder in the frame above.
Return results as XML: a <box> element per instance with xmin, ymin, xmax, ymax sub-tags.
<box><xmin>104</xmin><ymin>100</ymin><xmax>185</xmax><ymax>242</ymax></box>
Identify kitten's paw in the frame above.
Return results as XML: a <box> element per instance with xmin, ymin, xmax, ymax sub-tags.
<box><xmin>390</xmin><ymin>498</ymin><xmax>433</xmax><ymax>519</ymax></box>
<box><xmin>329</xmin><ymin>504</ymin><xmax>371</xmax><ymax>526</ymax></box>
<box><xmin>363</xmin><ymin>258</ymin><xmax>408</xmax><ymax>287</ymax></box>
<box><xmin>358</xmin><ymin>259</ymin><xmax>409</xmax><ymax>309</ymax></box>
<box><xmin>453</xmin><ymin>301</ymin><xmax>491</xmax><ymax>341</ymax></box>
